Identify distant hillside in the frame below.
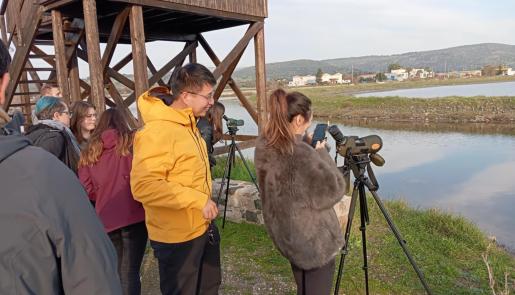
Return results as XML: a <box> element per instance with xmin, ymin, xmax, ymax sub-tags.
<box><xmin>233</xmin><ymin>43</ymin><xmax>515</xmax><ymax>81</ymax></box>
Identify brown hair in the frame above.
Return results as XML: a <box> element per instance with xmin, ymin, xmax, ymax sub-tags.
<box><xmin>206</xmin><ymin>101</ymin><xmax>225</xmax><ymax>142</ymax></box>
<box><xmin>264</xmin><ymin>89</ymin><xmax>312</xmax><ymax>154</ymax></box>
<box><xmin>70</xmin><ymin>101</ymin><xmax>96</xmax><ymax>144</ymax></box>
<box><xmin>79</xmin><ymin>108</ymin><xmax>133</xmax><ymax>168</ymax></box>
<box><xmin>40</xmin><ymin>83</ymin><xmax>61</xmax><ymax>96</ymax></box>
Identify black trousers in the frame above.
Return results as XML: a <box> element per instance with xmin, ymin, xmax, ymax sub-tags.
<box><xmin>109</xmin><ymin>222</ymin><xmax>148</xmax><ymax>295</ymax></box>
<box><xmin>150</xmin><ymin>224</ymin><xmax>221</xmax><ymax>295</ymax></box>
<box><xmin>291</xmin><ymin>258</ymin><xmax>335</xmax><ymax>295</ymax></box>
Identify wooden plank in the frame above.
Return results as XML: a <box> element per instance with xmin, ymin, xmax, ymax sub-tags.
<box><xmin>63</xmin><ymin>18</ymin><xmax>84</xmax><ymax>66</ymax></box>
<box><xmin>83</xmin><ymin>0</ymin><xmax>105</xmax><ymax>113</ymax></box>
<box><xmin>101</xmin><ymin>7</ymin><xmax>130</xmax><ymax>71</ymax></box>
<box><xmin>109</xmin><ymin>0</ymin><xmax>265</xmax><ymax>22</ymax></box>
<box><xmin>199</xmin><ymin>34</ymin><xmax>258</xmax><ymax>123</ymax></box>
<box><xmin>221</xmin><ymin>134</ymin><xmax>257</xmax><ymax>141</ymax></box>
<box><xmin>149</xmin><ymin>41</ymin><xmax>195</xmax><ymax>86</ymax></box>
<box><xmin>129</xmin><ymin>5</ymin><xmax>149</xmax><ymax>100</ymax></box>
<box><xmin>167</xmin><ymin>42</ymin><xmax>190</xmax><ymax>85</ymax></box>
<box><xmin>254</xmin><ymin>23</ymin><xmax>267</xmax><ymax>130</ymax></box>
<box><xmin>212</xmin><ymin>22</ymin><xmax>263</xmax><ymax>79</ymax></box>
<box><xmin>3</xmin><ymin>5</ymin><xmax>44</xmax><ymax>109</ymax></box>
<box><xmin>51</xmin><ymin>9</ymin><xmax>71</xmax><ymax>104</ymax></box>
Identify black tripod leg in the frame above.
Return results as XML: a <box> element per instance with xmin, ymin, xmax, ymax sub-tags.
<box><xmin>234</xmin><ymin>143</ymin><xmax>259</xmax><ymax>191</ymax></box>
<box><xmin>222</xmin><ymin>144</ymin><xmax>235</xmax><ymax>229</ymax></box>
<box><xmin>334</xmin><ymin>185</ymin><xmax>359</xmax><ymax>295</ymax></box>
<box><xmin>358</xmin><ymin>184</ymin><xmax>370</xmax><ymax>295</ymax></box>
<box><xmin>217</xmin><ymin>145</ymin><xmax>233</xmax><ymax>206</ymax></box>
<box><xmin>370</xmin><ymin>190</ymin><xmax>433</xmax><ymax>295</ymax></box>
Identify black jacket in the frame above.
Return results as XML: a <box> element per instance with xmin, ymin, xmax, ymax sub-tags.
<box><xmin>197</xmin><ymin>117</ymin><xmax>217</xmax><ymax>168</ymax></box>
<box><xmin>25</xmin><ymin>124</ymin><xmax>79</xmax><ymax>173</ymax></box>
<box><xmin>0</xmin><ymin>134</ymin><xmax>122</xmax><ymax>294</ymax></box>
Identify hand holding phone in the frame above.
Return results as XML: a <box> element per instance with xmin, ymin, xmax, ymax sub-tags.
<box><xmin>311</xmin><ymin>123</ymin><xmax>328</xmax><ymax>148</ymax></box>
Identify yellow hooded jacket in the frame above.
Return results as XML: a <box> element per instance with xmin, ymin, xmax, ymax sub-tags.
<box><xmin>131</xmin><ymin>87</ymin><xmax>212</xmax><ymax>243</ymax></box>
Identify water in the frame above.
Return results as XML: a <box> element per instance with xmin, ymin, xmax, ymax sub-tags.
<box><xmin>356</xmin><ymin>81</ymin><xmax>515</xmax><ymax>98</ymax></box>
<box><xmin>219</xmin><ymin>99</ymin><xmax>515</xmax><ymax>249</ymax></box>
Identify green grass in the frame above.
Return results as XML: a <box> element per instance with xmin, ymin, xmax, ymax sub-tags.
<box><xmin>212</xmin><ymin>155</ymin><xmax>256</xmax><ymax>182</ymax></box>
<box><xmin>216</xmin><ymin>199</ymin><xmax>515</xmax><ymax>294</ymax></box>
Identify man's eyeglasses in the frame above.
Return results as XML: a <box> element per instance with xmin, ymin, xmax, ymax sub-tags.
<box><xmin>60</xmin><ymin>110</ymin><xmax>73</xmax><ymax>116</ymax></box>
<box><xmin>183</xmin><ymin>91</ymin><xmax>214</xmax><ymax>101</ymax></box>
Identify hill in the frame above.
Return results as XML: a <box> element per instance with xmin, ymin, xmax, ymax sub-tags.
<box><xmin>233</xmin><ymin>43</ymin><xmax>515</xmax><ymax>81</ymax></box>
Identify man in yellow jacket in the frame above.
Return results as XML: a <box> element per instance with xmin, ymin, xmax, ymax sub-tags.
<box><xmin>131</xmin><ymin>63</ymin><xmax>220</xmax><ymax>295</ymax></box>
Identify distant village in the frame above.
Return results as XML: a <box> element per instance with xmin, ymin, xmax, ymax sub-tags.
<box><xmin>287</xmin><ymin>64</ymin><xmax>515</xmax><ymax>87</ymax></box>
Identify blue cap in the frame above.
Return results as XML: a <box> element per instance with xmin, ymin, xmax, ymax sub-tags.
<box><xmin>35</xmin><ymin>96</ymin><xmax>62</xmax><ymax>114</ymax></box>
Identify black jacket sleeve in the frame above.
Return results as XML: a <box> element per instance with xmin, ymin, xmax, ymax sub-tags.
<box><xmin>197</xmin><ymin>118</ymin><xmax>216</xmax><ymax>168</ymax></box>
<box><xmin>37</xmin><ymin>131</ymin><xmax>65</xmax><ymax>159</ymax></box>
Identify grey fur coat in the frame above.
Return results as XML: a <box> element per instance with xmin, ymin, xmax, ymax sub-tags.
<box><xmin>254</xmin><ymin>135</ymin><xmax>346</xmax><ymax>270</ymax></box>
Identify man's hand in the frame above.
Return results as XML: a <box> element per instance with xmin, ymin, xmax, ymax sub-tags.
<box><xmin>202</xmin><ymin>199</ymin><xmax>219</xmax><ymax>221</ymax></box>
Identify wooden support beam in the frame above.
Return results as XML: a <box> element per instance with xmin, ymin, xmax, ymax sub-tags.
<box><xmin>189</xmin><ymin>44</ymin><xmax>197</xmax><ymax>63</ymax></box>
<box><xmin>77</xmin><ymin>48</ymin><xmax>135</xmax><ymax>90</ymax></box>
<box><xmin>83</xmin><ymin>0</ymin><xmax>105</xmax><ymax>113</ymax></box>
<box><xmin>199</xmin><ymin>34</ymin><xmax>258</xmax><ymax>123</ymax></box>
<box><xmin>20</xmin><ymin>72</ymin><xmax>32</xmax><ymax>125</ymax></box>
<box><xmin>167</xmin><ymin>42</ymin><xmax>191</xmax><ymax>85</ymax></box>
<box><xmin>254</xmin><ymin>24</ymin><xmax>267</xmax><ymax>131</ymax></box>
<box><xmin>69</xmin><ymin>52</ymin><xmax>81</xmax><ymax>102</ymax></box>
<box><xmin>213</xmin><ymin>49</ymin><xmax>244</xmax><ymax>101</ymax></box>
<box><xmin>212</xmin><ymin>22</ymin><xmax>263</xmax><ymax>79</ymax></box>
<box><xmin>52</xmin><ymin>10</ymin><xmax>71</xmax><ymax>104</ymax></box>
<box><xmin>113</xmin><ymin>53</ymin><xmax>133</xmax><ymax>71</ymax></box>
<box><xmin>102</xmin><ymin>7</ymin><xmax>130</xmax><ymax>72</ymax></box>
<box><xmin>147</xmin><ymin>55</ymin><xmax>166</xmax><ymax>86</ymax></box>
<box><xmin>63</xmin><ymin>19</ymin><xmax>85</xmax><ymax>66</ymax></box>
<box><xmin>129</xmin><ymin>5</ymin><xmax>149</xmax><ymax>101</ymax></box>
<box><xmin>105</xmin><ymin>78</ymin><xmax>139</xmax><ymax>129</ymax></box>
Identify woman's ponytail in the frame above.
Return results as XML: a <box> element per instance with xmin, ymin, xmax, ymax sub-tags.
<box><xmin>264</xmin><ymin>89</ymin><xmax>312</xmax><ymax>154</ymax></box>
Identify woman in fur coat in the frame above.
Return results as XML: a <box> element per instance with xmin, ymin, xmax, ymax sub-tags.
<box><xmin>254</xmin><ymin>89</ymin><xmax>346</xmax><ymax>295</ymax></box>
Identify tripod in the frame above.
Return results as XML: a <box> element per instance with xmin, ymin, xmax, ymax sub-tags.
<box><xmin>216</xmin><ymin>126</ymin><xmax>259</xmax><ymax>228</ymax></box>
<box><xmin>333</xmin><ymin>153</ymin><xmax>432</xmax><ymax>295</ymax></box>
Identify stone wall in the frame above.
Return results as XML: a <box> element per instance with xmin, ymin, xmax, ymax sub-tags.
<box><xmin>212</xmin><ymin>179</ymin><xmax>352</xmax><ymax>229</ymax></box>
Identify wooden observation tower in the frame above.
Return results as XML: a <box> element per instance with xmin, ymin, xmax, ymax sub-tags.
<box><xmin>0</xmin><ymin>0</ymin><xmax>268</xmax><ymax>147</ymax></box>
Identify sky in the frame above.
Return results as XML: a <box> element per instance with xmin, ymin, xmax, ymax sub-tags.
<box><xmin>116</xmin><ymin>0</ymin><xmax>515</xmax><ymax>74</ymax></box>
<box><xmin>4</xmin><ymin>0</ymin><xmax>515</xmax><ymax>76</ymax></box>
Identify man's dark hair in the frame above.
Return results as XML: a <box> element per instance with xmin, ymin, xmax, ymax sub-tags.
<box><xmin>169</xmin><ymin>63</ymin><xmax>216</xmax><ymax>98</ymax></box>
<box><xmin>0</xmin><ymin>41</ymin><xmax>11</xmax><ymax>76</ymax></box>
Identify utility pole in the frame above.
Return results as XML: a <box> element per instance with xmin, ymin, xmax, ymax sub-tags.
<box><xmin>351</xmin><ymin>65</ymin><xmax>354</xmax><ymax>84</ymax></box>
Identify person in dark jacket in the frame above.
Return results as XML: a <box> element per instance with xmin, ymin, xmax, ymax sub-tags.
<box><xmin>79</xmin><ymin>108</ymin><xmax>147</xmax><ymax>295</ymax></box>
<box><xmin>197</xmin><ymin>101</ymin><xmax>225</xmax><ymax>168</ymax></box>
<box><xmin>254</xmin><ymin>89</ymin><xmax>347</xmax><ymax>295</ymax></box>
<box><xmin>0</xmin><ymin>38</ymin><xmax>122</xmax><ymax>295</ymax></box>
<box><xmin>25</xmin><ymin>96</ymin><xmax>80</xmax><ymax>173</ymax></box>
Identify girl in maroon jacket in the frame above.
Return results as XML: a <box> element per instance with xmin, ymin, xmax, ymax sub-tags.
<box><xmin>79</xmin><ymin>108</ymin><xmax>147</xmax><ymax>295</ymax></box>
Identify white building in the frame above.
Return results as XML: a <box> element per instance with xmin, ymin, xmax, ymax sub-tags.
<box><xmin>321</xmin><ymin>73</ymin><xmax>344</xmax><ymax>84</ymax></box>
<box><xmin>288</xmin><ymin>75</ymin><xmax>317</xmax><ymax>87</ymax></box>
<box><xmin>409</xmin><ymin>68</ymin><xmax>434</xmax><ymax>79</ymax></box>
<box><xmin>507</xmin><ymin>68</ymin><xmax>515</xmax><ymax>76</ymax></box>
<box><xmin>386</xmin><ymin>68</ymin><xmax>409</xmax><ymax>81</ymax></box>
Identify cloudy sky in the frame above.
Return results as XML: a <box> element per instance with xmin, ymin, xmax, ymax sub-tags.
<box><xmin>6</xmin><ymin>0</ymin><xmax>513</xmax><ymax>75</ymax></box>
<box><xmin>126</xmin><ymin>0</ymin><xmax>515</xmax><ymax>73</ymax></box>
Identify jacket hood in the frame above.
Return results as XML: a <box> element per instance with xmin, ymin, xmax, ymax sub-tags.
<box><xmin>0</xmin><ymin>135</ymin><xmax>31</xmax><ymax>162</ymax></box>
<box><xmin>101</xmin><ymin>129</ymin><xmax>119</xmax><ymax>150</ymax></box>
<box><xmin>138</xmin><ymin>86</ymin><xmax>195</xmax><ymax>127</ymax></box>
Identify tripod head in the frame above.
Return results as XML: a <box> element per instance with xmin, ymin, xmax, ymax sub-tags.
<box><xmin>327</xmin><ymin>125</ymin><xmax>384</xmax><ymax>193</ymax></box>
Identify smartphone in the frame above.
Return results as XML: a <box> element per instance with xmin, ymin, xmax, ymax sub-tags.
<box><xmin>311</xmin><ymin>123</ymin><xmax>328</xmax><ymax>147</ymax></box>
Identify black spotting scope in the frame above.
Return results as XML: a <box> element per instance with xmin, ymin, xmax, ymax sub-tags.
<box><xmin>223</xmin><ymin>115</ymin><xmax>244</xmax><ymax>128</ymax></box>
<box><xmin>328</xmin><ymin>125</ymin><xmax>385</xmax><ymax>167</ymax></box>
